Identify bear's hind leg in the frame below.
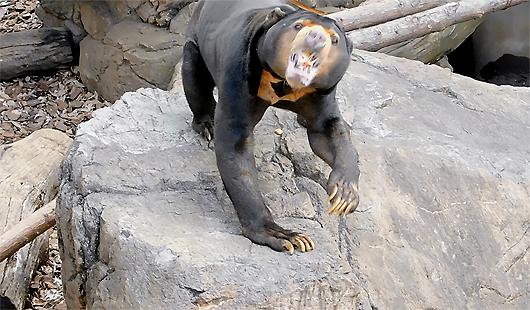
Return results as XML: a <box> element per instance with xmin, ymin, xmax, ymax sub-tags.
<box><xmin>182</xmin><ymin>40</ymin><xmax>216</xmax><ymax>141</ymax></box>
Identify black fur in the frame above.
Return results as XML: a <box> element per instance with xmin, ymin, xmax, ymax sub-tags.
<box><xmin>182</xmin><ymin>0</ymin><xmax>359</xmax><ymax>253</ymax></box>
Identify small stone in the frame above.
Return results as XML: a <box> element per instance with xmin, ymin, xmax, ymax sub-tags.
<box><xmin>5</xmin><ymin>100</ymin><xmax>18</xmax><ymax>108</ymax></box>
<box><xmin>54</xmin><ymin>120</ymin><xmax>69</xmax><ymax>132</ymax></box>
<box><xmin>69</xmin><ymin>100</ymin><xmax>84</xmax><ymax>109</ymax></box>
<box><xmin>27</xmin><ymin>122</ymin><xmax>42</xmax><ymax>131</ymax></box>
<box><xmin>26</xmin><ymin>108</ymin><xmax>37</xmax><ymax>118</ymax></box>
<box><xmin>1</xmin><ymin>130</ymin><xmax>15</xmax><ymax>138</ymax></box>
<box><xmin>18</xmin><ymin>112</ymin><xmax>31</xmax><ymax>121</ymax></box>
<box><xmin>5</xmin><ymin>109</ymin><xmax>21</xmax><ymax>121</ymax></box>
<box><xmin>5</xmin><ymin>85</ymin><xmax>23</xmax><ymax>98</ymax></box>
<box><xmin>70</xmin><ymin>85</ymin><xmax>82</xmax><ymax>100</ymax></box>
<box><xmin>35</xmin><ymin>116</ymin><xmax>46</xmax><ymax>126</ymax></box>
<box><xmin>274</xmin><ymin>128</ymin><xmax>283</xmax><ymax>135</ymax></box>
<box><xmin>25</xmin><ymin>99</ymin><xmax>41</xmax><ymax>107</ymax></box>
<box><xmin>0</xmin><ymin>90</ymin><xmax>10</xmax><ymax>100</ymax></box>
<box><xmin>76</xmin><ymin>112</ymin><xmax>92</xmax><ymax>123</ymax></box>
<box><xmin>43</xmin><ymin>122</ymin><xmax>54</xmax><ymax>129</ymax></box>
<box><xmin>0</xmin><ymin>122</ymin><xmax>13</xmax><ymax>131</ymax></box>
<box><xmin>18</xmin><ymin>126</ymin><xmax>29</xmax><ymax>135</ymax></box>
<box><xmin>46</xmin><ymin>102</ymin><xmax>59</xmax><ymax>117</ymax></box>
<box><xmin>57</xmin><ymin>100</ymin><xmax>68</xmax><ymax>110</ymax></box>
<box><xmin>0</xmin><ymin>7</ymin><xmax>7</xmax><ymax>20</ymax></box>
<box><xmin>84</xmin><ymin>100</ymin><xmax>95</xmax><ymax>110</ymax></box>
<box><xmin>37</xmin><ymin>80</ymin><xmax>49</xmax><ymax>91</ymax></box>
<box><xmin>137</xmin><ymin>2</ymin><xmax>157</xmax><ymax>22</ymax></box>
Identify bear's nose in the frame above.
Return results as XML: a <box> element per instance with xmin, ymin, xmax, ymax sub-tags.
<box><xmin>305</xmin><ymin>29</ymin><xmax>326</xmax><ymax>51</ymax></box>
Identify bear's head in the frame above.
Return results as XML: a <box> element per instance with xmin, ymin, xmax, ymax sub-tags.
<box><xmin>258</xmin><ymin>11</ymin><xmax>353</xmax><ymax>90</ymax></box>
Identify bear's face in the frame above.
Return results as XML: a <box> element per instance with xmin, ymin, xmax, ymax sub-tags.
<box><xmin>259</xmin><ymin>12</ymin><xmax>352</xmax><ymax>90</ymax></box>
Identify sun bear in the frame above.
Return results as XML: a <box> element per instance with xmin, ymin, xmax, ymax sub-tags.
<box><xmin>182</xmin><ymin>0</ymin><xmax>359</xmax><ymax>254</ymax></box>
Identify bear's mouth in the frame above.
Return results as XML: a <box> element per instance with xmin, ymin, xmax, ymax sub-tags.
<box><xmin>286</xmin><ymin>49</ymin><xmax>321</xmax><ymax>89</ymax></box>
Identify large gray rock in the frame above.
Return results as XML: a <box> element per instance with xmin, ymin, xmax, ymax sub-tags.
<box><xmin>79</xmin><ymin>19</ymin><xmax>185</xmax><ymax>102</ymax></box>
<box><xmin>37</xmin><ymin>0</ymin><xmax>192</xmax><ymax>102</ymax></box>
<box><xmin>57</xmin><ymin>50</ymin><xmax>530</xmax><ymax>309</ymax></box>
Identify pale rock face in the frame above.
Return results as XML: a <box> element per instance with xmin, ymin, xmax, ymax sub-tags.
<box><xmin>57</xmin><ymin>50</ymin><xmax>530</xmax><ymax>310</ymax></box>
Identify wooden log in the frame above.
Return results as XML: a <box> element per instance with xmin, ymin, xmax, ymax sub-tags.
<box><xmin>0</xmin><ymin>27</ymin><xmax>73</xmax><ymax>81</ymax></box>
<box><xmin>343</xmin><ymin>0</ymin><xmax>528</xmax><ymax>52</ymax></box>
<box><xmin>0</xmin><ymin>200</ymin><xmax>56</xmax><ymax>263</ymax></box>
<box><xmin>330</xmin><ymin>0</ymin><xmax>453</xmax><ymax>31</ymax></box>
<box><xmin>0</xmin><ymin>129</ymin><xmax>73</xmax><ymax>310</ymax></box>
<box><xmin>378</xmin><ymin>18</ymin><xmax>483</xmax><ymax>63</ymax></box>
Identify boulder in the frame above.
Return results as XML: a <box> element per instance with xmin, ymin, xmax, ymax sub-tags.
<box><xmin>0</xmin><ymin>129</ymin><xmax>73</xmax><ymax>310</ymax></box>
<box><xmin>38</xmin><ymin>0</ymin><xmax>194</xmax><ymax>30</ymax></box>
<box><xmin>37</xmin><ymin>0</ymin><xmax>191</xmax><ymax>102</ymax></box>
<box><xmin>57</xmin><ymin>50</ymin><xmax>530</xmax><ymax>309</ymax></box>
<box><xmin>79</xmin><ymin>19</ymin><xmax>185</xmax><ymax>102</ymax></box>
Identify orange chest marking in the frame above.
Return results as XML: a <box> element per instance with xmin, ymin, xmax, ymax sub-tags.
<box><xmin>257</xmin><ymin>70</ymin><xmax>315</xmax><ymax>105</ymax></box>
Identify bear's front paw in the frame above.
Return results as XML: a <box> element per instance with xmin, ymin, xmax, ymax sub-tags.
<box><xmin>242</xmin><ymin>222</ymin><xmax>314</xmax><ymax>255</ymax></box>
<box><xmin>326</xmin><ymin>169</ymin><xmax>359</xmax><ymax>217</ymax></box>
<box><xmin>192</xmin><ymin>115</ymin><xmax>214</xmax><ymax>141</ymax></box>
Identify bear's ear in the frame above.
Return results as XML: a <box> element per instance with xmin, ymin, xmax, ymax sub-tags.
<box><xmin>345</xmin><ymin>34</ymin><xmax>353</xmax><ymax>54</ymax></box>
<box><xmin>263</xmin><ymin>5</ymin><xmax>295</xmax><ymax>28</ymax></box>
<box><xmin>267</xmin><ymin>7</ymin><xmax>286</xmax><ymax>21</ymax></box>
<box><xmin>334</xmin><ymin>21</ymin><xmax>354</xmax><ymax>54</ymax></box>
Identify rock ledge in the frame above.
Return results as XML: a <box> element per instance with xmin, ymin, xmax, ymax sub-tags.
<box><xmin>58</xmin><ymin>50</ymin><xmax>530</xmax><ymax>309</ymax></box>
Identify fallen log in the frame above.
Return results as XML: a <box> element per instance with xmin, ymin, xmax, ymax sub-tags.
<box><xmin>0</xmin><ymin>200</ymin><xmax>56</xmax><ymax>263</ymax></box>
<box><xmin>378</xmin><ymin>18</ymin><xmax>483</xmax><ymax>63</ymax></box>
<box><xmin>332</xmin><ymin>0</ymin><xmax>453</xmax><ymax>31</ymax></box>
<box><xmin>0</xmin><ymin>27</ymin><xmax>73</xmax><ymax>81</ymax></box>
<box><xmin>331</xmin><ymin>0</ymin><xmax>528</xmax><ymax>52</ymax></box>
<box><xmin>0</xmin><ymin>129</ymin><xmax>73</xmax><ymax>310</ymax></box>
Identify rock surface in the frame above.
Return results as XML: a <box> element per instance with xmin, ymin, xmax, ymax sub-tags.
<box><xmin>37</xmin><ymin>0</ymin><xmax>193</xmax><ymax>102</ymax></box>
<box><xmin>58</xmin><ymin>50</ymin><xmax>530</xmax><ymax>309</ymax></box>
<box><xmin>1</xmin><ymin>129</ymin><xmax>73</xmax><ymax>310</ymax></box>
<box><xmin>78</xmin><ymin>19</ymin><xmax>185</xmax><ymax>102</ymax></box>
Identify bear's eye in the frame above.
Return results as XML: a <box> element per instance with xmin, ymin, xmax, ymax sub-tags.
<box><xmin>331</xmin><ymin>36</ymin><xmax>339</xmax><ymax>45</ymax></box>
<box><xmin>294</xmin><ymin>23</ymin><xmax>303</xmax><ymax>31</ymax></box>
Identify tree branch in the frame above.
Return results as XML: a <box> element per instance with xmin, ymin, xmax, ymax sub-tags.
<box><xmin>330</xmin><ymin>0</ymin><xmax>453</xmax><ymax>31</ymax></box>
<box><xmin>330</xmin><ymin>0</ymin><xmax>528</xmax><ymax>52</ymax></box>
<box><xmin>0</xmin><ymin>199</ymin><xmax>56</xmax><ymax>263</ymax></box>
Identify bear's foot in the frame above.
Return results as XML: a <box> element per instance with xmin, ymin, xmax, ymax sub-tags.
<box><xmin>326</xmin><ymin>169</ymin><xmax>359</xmax><ymax>217</ymax></box>
<box><xmin>192</xmin><ymin>115</ymin><xmax>214</xmax><ymax>141</ymax></box>
<box><xmin>242</xmin><ymin>222</ymin><xmax>314</xmax><ymax>255</ymax></box>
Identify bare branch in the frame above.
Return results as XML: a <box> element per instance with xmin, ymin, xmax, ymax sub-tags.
<box><xmin>330</xmin><ymin>0</ymin><xmax>453</xmax><ymax>31</ymax></box>
<box><xmin>343</xmin><ymin>0</ymin><xmax>528</xmax><ymax>51</ymax></box>
<box><xmin>0</xmin><ymin>199</ymin><xmax>56</xmax><ymax>263</ymax></box>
